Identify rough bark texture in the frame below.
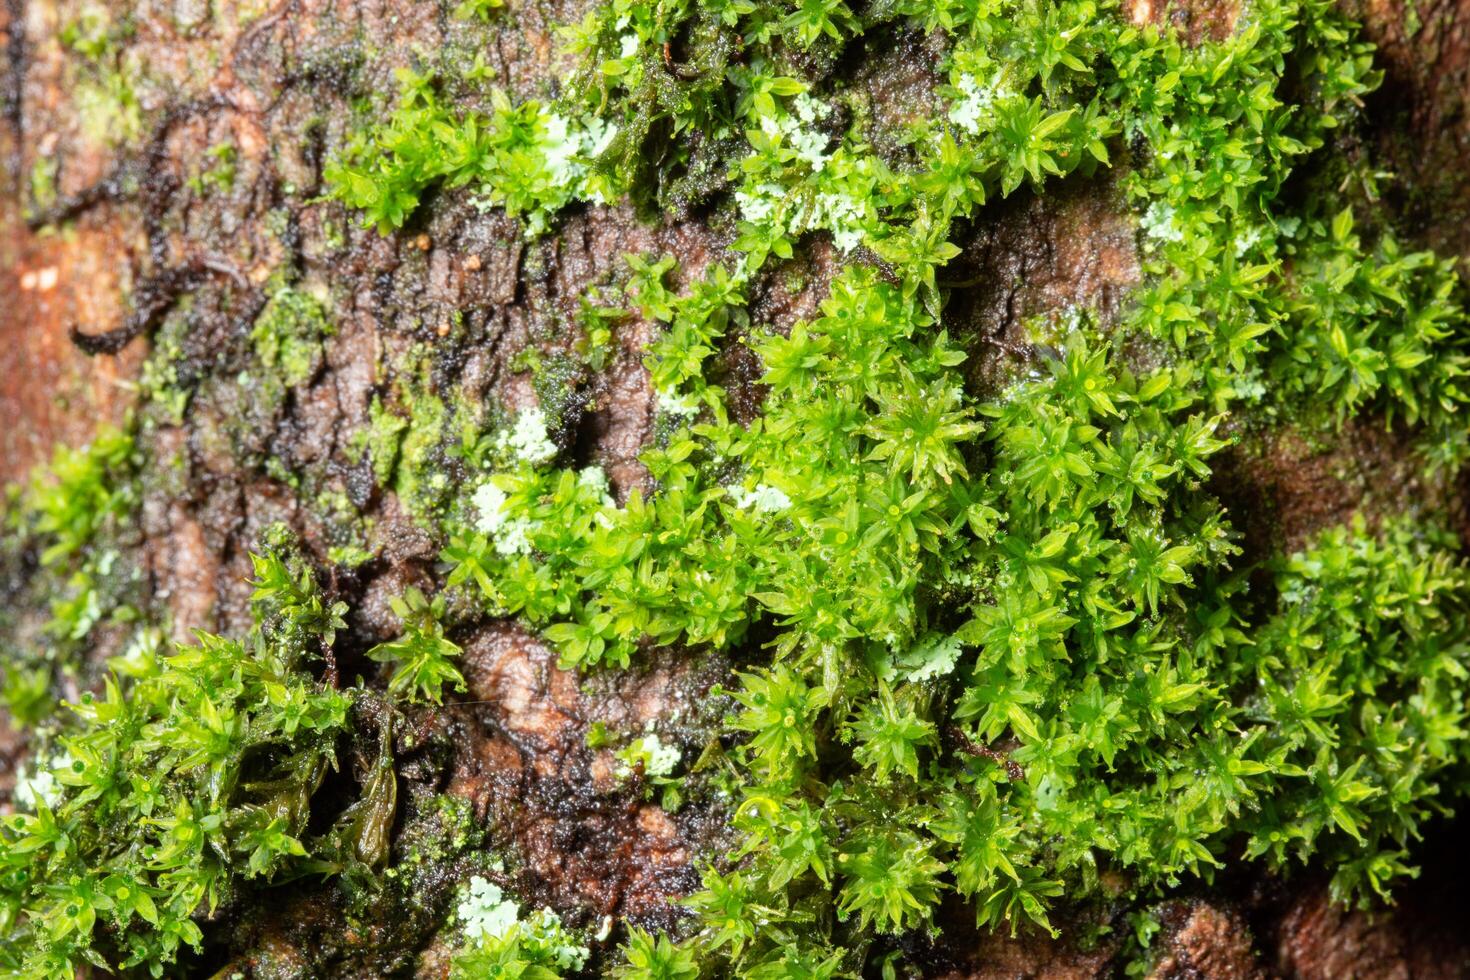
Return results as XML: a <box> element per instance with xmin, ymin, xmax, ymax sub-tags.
<box><xmin>3</xmin><ymin>0</ymin><xmax>1470</xmax><ymax>976</ymax></box>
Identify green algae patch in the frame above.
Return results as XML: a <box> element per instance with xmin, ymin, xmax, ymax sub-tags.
<box><xmin>251</xmin><ymin>278</ymin><xmax>336</xmax><ymax>389</ymax></box>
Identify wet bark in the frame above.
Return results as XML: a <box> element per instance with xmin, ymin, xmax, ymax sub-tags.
<box><xmin>2</xmin><ymin>0</ymin><xmax>1469</xmax><ymax>976</ymax></box>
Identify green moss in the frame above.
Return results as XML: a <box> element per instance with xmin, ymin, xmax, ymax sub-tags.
<box><xmin>352</xmin><ymin>394</ymin><xmax>405</xmax><ymax>488</ymax></box>
<box><xmin>0</xmin><ymin>548</ymin><xmax>354</xmax><ymax>978</ymax></box>
<box><xmin>358</xmin><ymin>350</ymin><xmax>505</xmax><ymax>527</ymax></box>
<box><xmin>365</xmin><ymin>587</ymin><xmax>466</xmax><ymax>704</ymax></box>
<box><xmin>0</xmin><ymin>427</ymin><xmax>144</xmax><ymax>727</ymax></box>
<box><xmin>336</xmin><ymin>0</ymin><xmax>1470</xmax><ymax>973</ymax></box>
<box><xmin>59</xmin><ymin>7</ymin><xmax>128</xmax><ymax>61</ymax></box>
<box><xmin>8</xmin><ymin>0</ymin><xmax>1470</xmax><ymax>975</ymax></box>
<box><xmin>391</xmin><ymin>385</ymin><xmax>449</xmax><ymax>512</ymax></box>
<box><xmin>17</xmin><ymin>427</ymin><xmax>136</xmax><ymax>569</ymax></box>
<box><xmin>314</xmin><ymin>488</ymin><xmax>375</xmax><ymax>569</ymax></box>
<box><xmin>137</xmin><ymin>312</ymin><xmax>193</xmax><ymax>423</ymax></box>
<box><xmin>611</xmin><ymin>929</ymin><xmax>699</xmax><ymax>980</ymax></box>
<box><xmin>26</xmin><ymin>158</ymin><xmax>58</xmax><ymax>219</ymax></box>
<box><xmin>323</xmin><ymin>69</ymin><xmax>621</xmax><ymax>235</ymax></box>
<box><xmin>392</xmin><ymin>794</ymin><xmax>480</xmax><ymax>868</ymax></box>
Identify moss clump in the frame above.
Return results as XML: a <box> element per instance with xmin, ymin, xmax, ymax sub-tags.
<box><xmin>365</xmin><ymin>586</ymin><xmax>467</xmax><ymax>704</ymax></box>
<box><xmin>0</xmin><ymin>549</ymin><xmax>353</xmax><ymax>978</ymax></box>
<box><xmin>186</xmin><ymin>141</ymin><xmax>239</xmax><ymax>197</ymax></box>
<box><xmin>313</xmin><ymin>0</ymin><xmax>1470</xmax><ymax>973</ymax></box>
<box><xmin>324</xmin><ymin>68</ymin><xmax>619</xmax><ymax>236</ymax></box>
<box><xmin>0</xmin><ymin>427</ymin><xmax>143</xmax><ymax>728</ymax></box>
<box><xmin>1271</xmin><ymin>209</ymin><xmax>1467</xmax><ymax>453</ymax></box>
<box><xmin>18</xmin><ymin>427</ymin><xmax>137</xmax><ymax>571</ymax></box>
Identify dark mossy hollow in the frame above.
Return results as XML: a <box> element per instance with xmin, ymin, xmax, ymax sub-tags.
<box><xmin>2</xmin><ymin>0</ymin><xmax>1470</xmax><ymax>976</ymax></box>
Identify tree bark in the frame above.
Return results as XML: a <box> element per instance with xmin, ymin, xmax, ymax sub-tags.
<box><xmin>2</xmin><ymin>0</ymin><xmax>1469</xmax><ymax>976</ymax></box>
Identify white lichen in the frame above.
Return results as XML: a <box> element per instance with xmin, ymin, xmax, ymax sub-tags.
<box><xmin>577</xmin><ymin>465</ymin><xmax>612</xmax><ymax>498</ymax></box>
<box><xmin>894</xmin><ymin>633</ymin><xmax>964</xmax><ymax>682</ymax></box>
<box><xmin>792</xmin><ymin>93</ymin><xmax>827</xmax><ymax>125</ymax></box>
<box><xmin>11</xmin><ymin>763</ymin><xmax>61</xmax><ymax>811</ymax></box>
<box><xmin>1139</xmin><ymin>200</ymin><xmax>1184</xmax><ymax>247</ymax></box>
<box><xmin>582</xmin><ymin>116</ymin><xmax>618</xmax><ymax>158</ymax></box>
<box><xmin>472</xmin><ymin>481</ymin><xmax>536</xmax><ymax>555</ymax></box>
<box><xmin>499</xmin><ymin>406</ymin><xmax>558</xmax><ymax>465</ymax></box>
<box><xmin>493</xmin><ymin>518</ymin><xmax>535</xmax><ymax>556</ymax></box>
<box><xmin>729</xmin><ymin>483</ymin><xmax>792</xmax><ymax>514</ymax></box>
<box><xmin>949</xmin><ymin>71</ymin><xmax>1006</xmax><ymax>134</ymax></box>
<box><xmin>540</xmin><ymin>113</ymin><xmax>619</xmax><ymax>193</ymax></box>
<box><xmin>814</xmin><ymin>191</ymin><xmax>866</xmax><ymax>252</ymax></box>
<box><xmin>616</xmin><ymin>731</ymin><xmax>682</xmax><ymax>779</ymax></box>
<box><xmin>657</xmin><ymin>387</ymin><xmax>700</xmax><ymax>418</ymax></box>
<box><xmin>539</xmin><ymin>113</ymin><xmax>581</xmax><ymax>187</ymax></box>
<box><xmin>458</xmin><ymin>876</ymin><xmax>520</xmax><ymax>942</ymax></box>
<box><xmin>457</xmin><ymin>878</ymin><xmax>590</xmax><ymax>968</ymax></box>
<box><xmin>1233</xmin><ymin>223</ymin><xmax>1265</xmax><ymax>257</ymax></box>
<box><xmin>472</xmin><ymin>482</ymin><xmax>511</xmax><ymax>535</ymax></box>
<box><xmin>790</xmin><ymin>126</ymin><xmax>832</xmax><ymax>170</ymax></box>
<box><xmin>735</xmin><ymin>182</ymin><xmax>785</xmax><ymax>224</ymax></box>
<box><xmin>753</xmin><ymin>99</ymin><xmax>831</xmax><ymax>171</ymax></box>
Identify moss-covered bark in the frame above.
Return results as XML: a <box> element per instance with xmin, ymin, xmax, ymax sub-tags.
<box><xmin>2</xmin><ymin>0</ymin><xmax>1470</xmax><ymax>976</ymax></box>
